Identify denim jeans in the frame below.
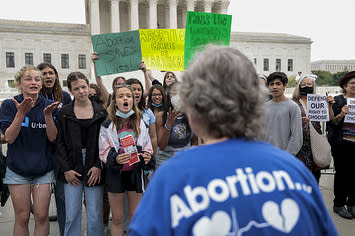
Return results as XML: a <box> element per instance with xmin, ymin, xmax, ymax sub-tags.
<box><xmin>54</xmin><ymin>180</ymin><xmax>66</xmax><ymax>236</ymax></box>
<box><xmin>52</xmin><ymin>154</ymin><xmax>66</xmax><ymax>236</ymax></box>
<box><xmin>63</xmin><ymin>148</ymin><xmax>104</xmax><ymax>236</ymax></box>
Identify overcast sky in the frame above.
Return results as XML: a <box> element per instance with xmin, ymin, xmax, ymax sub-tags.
<box><xmin>0</xmin><ymin>0</ymin><xmax>353</xmax><ymax>61</ymax></box>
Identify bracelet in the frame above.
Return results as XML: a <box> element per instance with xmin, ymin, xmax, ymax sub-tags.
<box><xmin>332</xmin><ymin>116</ymin><xmax>339</xmax><ymax>125</ymax></box>
<box><xmin>164</xmin><ymin>124</ymin><xmax>172</xmax><ymax>131</ymax></box>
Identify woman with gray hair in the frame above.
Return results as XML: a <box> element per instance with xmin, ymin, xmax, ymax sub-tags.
<box><xmin>292</xmin><ymin>75</ymin><xmax>334</xmax><ymax>182</ymax></box>
<box><xmin>129</xmin><ymin>45</ymin><xmax>338</xmax><ymax>235</ymax></box>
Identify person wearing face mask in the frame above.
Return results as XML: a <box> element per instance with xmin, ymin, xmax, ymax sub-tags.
<box><xmin>155</xmin><ymin>82</ymin><xmax>198</xmax><ymax>168</ymax></box>
<box><xmin>292</xmin><ymin>75</ymin><xmax>334</xmax><ymax>183</ymax></box>
<box><xmin>99</xmin><ymin>84</ymin><xmax>154</xmax><ymax>236</ymax></box>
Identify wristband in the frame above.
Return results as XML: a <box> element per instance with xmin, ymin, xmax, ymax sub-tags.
<box><xmin>332</xmin><ymin>116</ymin><xmax>339</xmax><ymax>125</ymax></box>
<box><xmin>164</xmin><ymin>124</ymin><xmax>172</xmax><ymax>131</ymax></box>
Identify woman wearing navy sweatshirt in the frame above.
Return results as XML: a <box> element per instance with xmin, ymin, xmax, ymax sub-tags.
<box><xmin>0</xmin><ymin>65</ymin><xmax>58</xmax><ymax>236</ymax></box>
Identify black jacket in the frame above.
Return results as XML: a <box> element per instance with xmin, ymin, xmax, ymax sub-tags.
<box><xmin>56</xmin><ymin>99</ymin><xmax>107</xmax><ymax>186</ymax></box>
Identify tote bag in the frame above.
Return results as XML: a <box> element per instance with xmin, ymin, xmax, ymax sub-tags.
<box><xmin>309</xmin><ymin>122</ymin><xmax>332</xmax><ymax>168</ymax></box>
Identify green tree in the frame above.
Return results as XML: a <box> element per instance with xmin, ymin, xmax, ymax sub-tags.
<box><xmin>287</xmin><ymin>75</ymin><xmax>297</xmax><ymax>87</ymax></box>
<box><xmin>312</xmin><ymin>71</ymin><xmax>333</xmax><ymax>86</ymax></box>
<box><xmin>313</xmin><ymin>70</ymin><xmax>349</xmax><ymax>86</ymax></box>
<box><xmin>333</xmin><ymin>71</ymin><xmax>349</xmax><ymax>86</ymax></box>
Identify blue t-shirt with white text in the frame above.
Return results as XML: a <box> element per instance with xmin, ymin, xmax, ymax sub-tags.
<box><xmin>130</xmin><ymin>139</ymin><xmax>338</xmax><ymax>236</ymax></box>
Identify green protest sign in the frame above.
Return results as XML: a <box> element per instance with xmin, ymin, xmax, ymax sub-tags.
<box><xmin>184</xmin><ymin>11</ymin><xmax>232</xmax><ymax>69</ymax></box>
<box><xmin>91</xmin><ymin>31</ymin><xmax>142</xmax><ymax>76</ymax></box>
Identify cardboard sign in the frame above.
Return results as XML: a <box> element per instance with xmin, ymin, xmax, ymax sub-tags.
<box><xmin>91</xmin><ymin>31</ymin><xmax>142</xmax><ymax>76</ymax></box>
<box><xmin>140</xmin><ymin>29</ymin><xmax>185</xmax><ymax>71</ymax></box>
<box><xmin>184</xmin><ymin>11</ymin><xmax>232</xmax><ymax>69</ymax></box>
<box><xmin>344</xmin><ymin>98</ymin><xmax>355</xmax><ymax>123</ymax></box>
<box><xmin>120</xmin><ymin>135</ymin><xmax>140</xmax><ymax>166</ymax></box>
<box><xmin>306</xmin><ymin>94</ymin><xmax>329</xmax><ymax>122</ymax></box>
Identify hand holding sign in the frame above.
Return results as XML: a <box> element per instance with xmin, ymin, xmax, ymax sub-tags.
<box><xmin>91</xmin><ymin>31</ymin><xmax>142</xmax><ymax>76</ymax></box>
<box><xmin>344</xmin><ymin>98</ymin><xmax>355</xmax><ymax>123</ymax></box>
<box><xmin>306</xmin><ymin>94</ymin><xmax>329</xmax><ymax>122</ymax></box>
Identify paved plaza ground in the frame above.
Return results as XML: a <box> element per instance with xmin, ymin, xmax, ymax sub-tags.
<box><xmin>1</xmin><ymin>169</ymin><xmax>354</xmax><ymax>235</ymax></box>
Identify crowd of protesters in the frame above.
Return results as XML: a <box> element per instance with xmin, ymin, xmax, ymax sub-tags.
<box><xmin>0</xmin><ymin>45</ymin><xmax>353</xmax><ymax>236</ymax></box>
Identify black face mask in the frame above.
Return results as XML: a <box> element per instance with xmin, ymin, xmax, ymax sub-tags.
<box><xmin>299</xmin><ymin>86</ymin><xmax>314</xmax><ymax>95</ymax></box>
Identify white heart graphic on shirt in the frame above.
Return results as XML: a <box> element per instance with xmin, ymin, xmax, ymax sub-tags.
<box><xmin>193</xmin><ymin>211</ymin><xmax>231</xmax><ymax>236</ymax></box>
<box><xmin>262</xmin><ymin>198</ymin><xmax>299</xmax><ymax>233</ymax></box>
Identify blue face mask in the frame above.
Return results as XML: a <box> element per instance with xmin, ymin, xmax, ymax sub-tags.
<box><xmin>152</xmin><ymin>102</ymin><xmax>163</xmax><ymax>108</ymax></box>
<box><xmin>115</xmin><ymin>109</ymin><xmax>135</xmax><ymax>119</ymax></box>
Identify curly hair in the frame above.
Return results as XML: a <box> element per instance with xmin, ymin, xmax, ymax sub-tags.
<box><xmin>179</xmin><ymin>45</ymin><xmax>265</xmax><ymax>140</ymax></box>
<box><xmin>15</xmin><ymin>65</ymin><xmax>40</xmax><ymax>83</ymax></box>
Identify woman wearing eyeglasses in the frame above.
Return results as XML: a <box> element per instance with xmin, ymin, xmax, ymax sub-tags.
<box><xmin>327</xmin><ymin>71</ymin><xmax>355</xmax><ymax>219</ymax></box>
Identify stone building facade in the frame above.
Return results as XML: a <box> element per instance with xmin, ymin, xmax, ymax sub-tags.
<box><xmin>311</xmin><ymin>60</ymin><xmax>355</xmax><ymax>73</ymax></box>
<box><xmin>0</xmin><ymin>0</ymin><xmax>312</xmax><ymax>95</ymax></box>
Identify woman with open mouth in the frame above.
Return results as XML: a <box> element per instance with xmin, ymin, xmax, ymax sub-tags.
<box><xmin>99</xmin><ymin>84</ymin><xmax>154</xmax><ymax>236</ymax></box>
<box><xmin>38</xmin><ymin>62</ymin><xmax>71</xmax><ymax>109</ymax></box>
<box><xmin>126</xmin><ymin>78</ymin><xmax>158</xmax><ymax>159</ymax></box>
<box><xmin>37</xmin><ymin>62</ymin><xmax>72</xmax><ymax>234</ymax></box>
<box><xmin>0</xmin><ymin>65</ymin><xmax>58</xmax><ymax>236</ymax></box>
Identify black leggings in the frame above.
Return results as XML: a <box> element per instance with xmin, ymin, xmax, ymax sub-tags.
<box><xmin>331</xmin><ymin>140</ymin><xmax>355</xmax><ymax>207</ymax></box>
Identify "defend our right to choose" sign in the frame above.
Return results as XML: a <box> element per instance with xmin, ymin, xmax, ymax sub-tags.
<box><xmin>306</xmin><ymin>94</ymin><xmax>329</xmax><ymax>122</ymax></box>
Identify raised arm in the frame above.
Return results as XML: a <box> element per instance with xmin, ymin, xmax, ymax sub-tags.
<box><xmin>43</xmin><ymin>101</ymin><xmax>59</xmax><ymax>142</ymax></box>
<box><xmin>91</xmin><ymin>52</ymin><xmax>110</xmax><ymax>103</ymax></box>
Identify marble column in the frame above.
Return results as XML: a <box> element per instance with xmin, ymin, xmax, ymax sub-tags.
<box><xmin>186</xmin><ymin>0</ymin><xmax>195</xmax><ymax>12</ymax></box>
<box><xmin>130</xmin><ymin>0</ymin><xmax>139</xmax><ymax>30</ymax></box>
<box><xmin>148</xmin><ymin>0</ymin><xmax>158</xmax><ymax>29</ymax></box>
<box><xmin>169</xmin><ymin>0</ymin><xmax>178</xmax><ymax>29</ymax></box>
<box><xmin>90</xmin><ymin>0</ymin><xmax>100</xmax><ymax>34</ymax></box>
<box><xmin>184</xmin><ymin>0</ymin><xmax>195</xmax><ymax>28</ymax></box>
<box><xmin>204</xmin><ymin>0</ymin><xmax>213</xmax><ymax>13</ymax></box>
<box><xmin>111</xmin><ymin>0</ymin><xmax>120</xmax><ymax>32</ymax></box>
<box><xmin>220</xmin><ymin>0</ymin><xmax>230</xmax><ymax>14</ymax></box>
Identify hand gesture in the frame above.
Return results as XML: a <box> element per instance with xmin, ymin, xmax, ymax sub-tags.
<box><xmin>12</xmin><ymin>97</ymin><xmax>33</xmax><ymax>116</ymax></box>
<box><xmin>64</xmin><ymin>170</ymin><xmax>82</xmax><ymax>186</ymax></box>
<box><xmin>44</xmin><ymin>101</ymin><xmax>59</xmax><ymax>116</ymax></box>
<box><xmin>341</xmin><ymin>105</ymin><xmax>349</xmax><ymax>117</ymax></box>
<box><xmin>116</xmin><ymin>153</ymin><xmax>130</xmax><ymax>165</ymax></box>
<box><xmin>326</xmin><ymin>95</ymin><xmax>335</xmax><ymax>104</ymax></box>
<box><xmin>166</xmin><ymin>107</ymin><xmax>178</xmax><ymax>127</ymax></box>
<box><xmin>141</xmin><ymin>152</ymin><xmax>151</xmax><ymax>165</ymax></box>
<box><xmin>87</xmin><ymin>166</ymin><xmax>101</xmax><ymax>186</ymax></box>
<box><xmin>301</xmin><ymin>116</ymin><xmax>310</xmax><ymax>125</ymax></box>
<box><xmin>140</xmin><ymin>61</ymin><xmax>147</xmax><ymax>72</ymax></box>
<box><xmin>91</xmin><ymin>52</ymin><xmax>99</xmax><ymax>63</ymax></box>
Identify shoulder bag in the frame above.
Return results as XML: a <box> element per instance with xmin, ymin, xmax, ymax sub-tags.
<box><xmin>309</xmin><ymin>121</ymin><xmax>332</xmax><ymax>168</ymax></box>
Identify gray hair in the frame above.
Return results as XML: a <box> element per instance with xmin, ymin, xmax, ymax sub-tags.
<box><xmin>292</xmin><ymin>74</ymin><xmax>317</xmax><ymax>101</ymax></box>
<box><xmin>179</xmin><ymin>45</ymin><xmax>265</xmax><ymax>140</ymax></box>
